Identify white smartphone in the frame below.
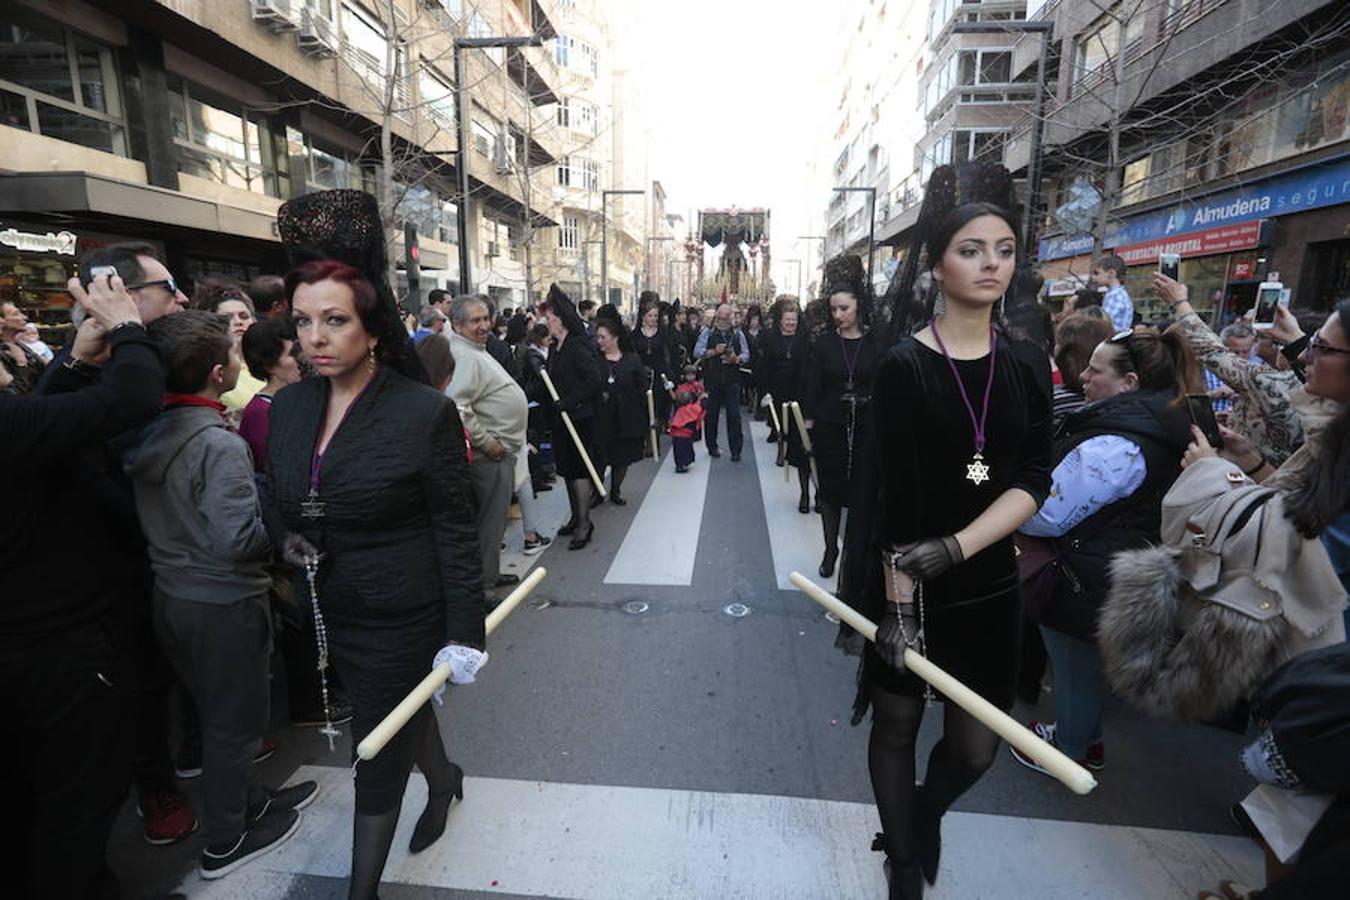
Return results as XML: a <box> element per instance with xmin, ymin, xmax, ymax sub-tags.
<box><xmin>1253</xmin><ymin>281</ymin><xmax>1283</xmax><ymax>330</ymax></box>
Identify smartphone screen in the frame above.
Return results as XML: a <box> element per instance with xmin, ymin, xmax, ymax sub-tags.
<box><xmin>1186</xmin><ymin>394</ymin><xmax>1223</xmax><ymax>449</ymax></box>
<box><xmin>1158</xmin><ymin>253</ymin><xmax>1179</xmax><ymax>281</ymax></box>
<box><xmin>1254</xmin><ymin>285</ymin><xmax>1281</xmax><ymax>325</ymax></box>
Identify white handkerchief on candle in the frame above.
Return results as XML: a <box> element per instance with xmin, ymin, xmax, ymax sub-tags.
<box><xmin>432</xmin><ymin>645</ymin><xmax>489</xmax><ymax>703</ymax></box>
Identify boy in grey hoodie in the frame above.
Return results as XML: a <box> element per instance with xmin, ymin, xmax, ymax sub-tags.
<box><xmin>125</xmin><ymin>310</ymin><xmax>316</xmax><ymax>879</ymax></box>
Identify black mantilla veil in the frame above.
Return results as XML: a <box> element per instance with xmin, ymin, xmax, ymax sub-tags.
<box><xmin>276</xmin><ymin>188</ymin><xmax>429</xmax><ymax>385</ymax></box>
<box><xmin>838</xmin><ymin>162</ymin><xmax>1041</xmax><ymax>723</ymax></box>
<box><xmin>876</xmin><ymin>162</ymin><xmax>1029</xmax><ymax>345</ymax></box>
<box><xmin>820</xmin><ymin>252</ymin><xmax>874</xmax><ymax>330</ymax></box>
<box><xmin>542</xmin><ymin>283</ymin><xmax>587</xmax><ymax>336</ymax></box>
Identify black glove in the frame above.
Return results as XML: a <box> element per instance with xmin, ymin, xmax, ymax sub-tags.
<box><xmin>890</xmin><ymin>535</ymin><xmax>964</xmax><ymax>580</ymax></box>
<box><xmin>281</xmin><ymin>532</ymin><xmax>321</xmax><ymax>570</ymax></box>
<box><xmin>874</xmin><ymin>607</ymin><xmax>909</xmax><ymax>671</ymax></box>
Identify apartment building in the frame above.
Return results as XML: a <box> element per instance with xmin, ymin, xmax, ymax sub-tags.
<box><xmin>816</xmin><ymin>0</ymin><xmax>929</xmax><ymax>295</ymax></box>
<box><xmin>0</xmin><ymin>0</ymin><xmax>582</xmax><ymax>347</ymax></box>
<box><xmin>1013</xmin><ymin>0</ymin><xmax>1349</xmax><ymax>319</ymax></box>
<box><xmin>526</xmin><ymin>0</ymin><xmax>648</xmax><ymax>311</ymax></box>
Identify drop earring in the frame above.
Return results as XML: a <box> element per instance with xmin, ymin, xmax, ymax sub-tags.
<box><xmin>367</xmin><ymin>346</ymin><xmax>377</xmax><ymax>372</ymax></box>
<box><xmin>933</xmin><ymin>282</ymin><xmax>947</xmax><ymax>318</ymax></box>
<box><xmin>999</xmin><ymin>291</ymin><xmax>1007</xmax><ymax>320</ymax></box>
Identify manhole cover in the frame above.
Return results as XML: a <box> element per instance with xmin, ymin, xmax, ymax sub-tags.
<box><xmin>622</xmin><ymin>600</ymin><xmax>649</xmax><ymax>615</ymax></box>
<box><xmin>723</xmin><ymin>603</ymin><xmax>750</xmax><ymax>618</ymax></box>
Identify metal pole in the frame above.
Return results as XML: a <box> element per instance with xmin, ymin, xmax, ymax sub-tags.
<box><xmin>1023</xmin><ymin>29</ymin><xmax>1050</xmax><ymax>259</ymax></box>
<box><xmin>454</xmin><ymin>44</ymin><xmax>471</xmax><ymax>295</ymax></box>
<box><xmin>600</xmin><ymin>192</ymin><xmax>608</xmax><ymax>308</ymax></box>
<box><xmin>866</xmin><ymin>187</ymin><xmax>876</xmax><ymax>291</ymax></box>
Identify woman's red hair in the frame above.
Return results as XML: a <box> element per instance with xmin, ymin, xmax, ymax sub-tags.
<box><xmin>284</xmin><ymin>259</ymin><xmax>378</xmax><ymax>324</ymax></box>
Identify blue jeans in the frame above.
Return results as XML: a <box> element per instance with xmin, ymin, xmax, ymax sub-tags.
<box><xmin>704</xmin><ymin>381</ymin><xmax>743</xmax><ymax>455</ymax></box>
<box><xmin>1040</xmin><ymin>625</ymin><xmax>1106</xmax><ymax>759</ymax></box>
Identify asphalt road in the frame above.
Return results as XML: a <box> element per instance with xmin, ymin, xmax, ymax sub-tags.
<box><xmin>107</xmin><ymin>413</ymin><xmax>1263</xmax><ymax>899</ymax></box>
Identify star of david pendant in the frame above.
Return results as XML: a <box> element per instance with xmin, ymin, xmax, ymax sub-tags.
<box><xmin>301</xmin><ymin>491</ymin><xmax>326</xmax><ymax>519</ymax></box>
<box><xmin>966</xmin><ymin>453</ymin><xmax>991</xmax><ymax>485</ymax></box>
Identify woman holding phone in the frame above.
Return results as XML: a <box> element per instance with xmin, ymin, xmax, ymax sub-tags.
<box><xmin>1015</xmin><ymin>326</ymin><xmax>1197</xmax><ymax>777</ymax></box>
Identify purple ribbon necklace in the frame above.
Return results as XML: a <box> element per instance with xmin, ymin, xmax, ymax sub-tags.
<box><xmin>930</xmin><ymin>320</ymin><xmax>996</xmax><ymax>485</ymax></box>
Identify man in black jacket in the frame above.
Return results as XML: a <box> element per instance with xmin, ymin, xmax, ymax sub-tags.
<box><xmin>0</xmin><ymin>274</ymin><xmax>163</xmax><ymax>899</ymax></box>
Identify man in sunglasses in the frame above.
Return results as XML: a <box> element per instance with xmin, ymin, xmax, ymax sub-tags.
<box><xmin>35</xmin><ymin>242</ymin><xmax>201</xmax><ymax>852</ymax></box>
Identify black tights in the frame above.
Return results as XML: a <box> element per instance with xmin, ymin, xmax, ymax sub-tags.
<box><xmin>349</xmin><ymin>708</ymin><xmax>458</xmax><ymax>899</ymax></box>
<box><xmin>565</xmin><ymin>478</ymin><xmax>593</xmax><ymax>531</ymax></box>
<box><xmin>610</xmin><ymin>465</ymin><xmax>628</xmax><ymax>498</ymax></box>
<box><xmin>797</xmin><ymin>466</ymin><xmax>811</xmax><ymax>505</ymax></box>
<box><xmin>820</xmin><ymin>500</ymin><xmax>841</xmax><ymax>560</ymax></box>
<box><xmin>867</xmin><ymin>684</ymin><xmax>1001</xmax><ymax>865</ymax></box>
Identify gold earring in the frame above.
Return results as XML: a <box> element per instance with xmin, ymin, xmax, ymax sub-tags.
<box><xmin>367</xmin><ymin>346</ymin><xmax>377</xmax><ymax>372</ymax></box>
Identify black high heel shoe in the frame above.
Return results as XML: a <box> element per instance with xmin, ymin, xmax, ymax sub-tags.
<box><xmin>819</xmin><ymin>547</ymin><xmax>839</xmax><ymax>578</ymax></box>
<box><xmin>568</xmin><ymin>522</ymin><xmax>595</xmax><ymax>550</ymax></box>
<box><xmin>558</xmin><ymin>519</ymin><xmax>577</xmax><ymax>536</ymax></box>
<box><xmin>409</xmin><ymin>763</ymin><xmax>464</xmax><ymax>854</ymax></box>
<box><xmin>798</xmin><ymin>493</ymin><xmax>811</xmax><ymax>514</ymax></box>
<box><xmin>610</xmin><ymin>492</ymin><xmax>627</xmax><ymax>506</ymax></box>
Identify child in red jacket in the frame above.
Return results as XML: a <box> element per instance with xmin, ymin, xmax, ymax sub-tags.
<box><xmin>668</xmin><ymin>365</ymin><xmax>706</xmax><ymax>473</ymax></box>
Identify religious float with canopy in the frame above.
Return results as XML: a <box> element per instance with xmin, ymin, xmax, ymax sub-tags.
<box><xmin>685</xmin><ymin>207</ymin><xmax>776</xmax><ymax>306</ymax></box>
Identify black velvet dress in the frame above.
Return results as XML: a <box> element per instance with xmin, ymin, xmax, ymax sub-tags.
<box><xmin>266</xmin><ymin>368</ymin><xmax>485</xmax><ymax>813</ymax></box>
<box><xmin>546</xmin><ymin>331</ymin><xmax>605</xmax><ymax>481</ymax></box>
<box><xmin>598</xmin><ymin>351</ymin><xmax>649</xmax><ymax>468</ymax></box>
<box><xmin>755</xmin><ymin>327</ymin><xmax>809</xmax><ymax>468</ymax></box>
<box><xmin>632</xmin><ymin>326</ymin><xmax>674</xmax><ymax>421</ymax></box>
<box><xmin>801</xmin><ymin>330</ymin><xmax>883</xmax><ymax>508</ymax></box>
<box><xmin>845</xmin><ymin>334</ymin><xmax>1052</xmax><ymax>711</ymax></box>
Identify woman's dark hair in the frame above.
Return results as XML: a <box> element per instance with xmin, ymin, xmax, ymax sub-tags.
<box><xmin>192</xmin><ymin>276</ymin><xmax>255</xmax><ymax>317</ymax></box>
<box><xmin>1286</xmin><ymin>401</ymin><xmax>1350</xmax><ymax>538</ymax></box>
<box><xmin>594</xmin><ymin>316</ymin><xmax>633</xmax><ymax>353</ymax></box>
<box><xmin>1054</xmin><ymin>313</ymin><xmax>1114</xmax><ymax>394</ymax></box>
<box><xmin>1006</xmin><ymin>301</ymin><xmax>1055</xmax><ymax>354</ymax></box>
<box><xmin>242</xmin><ymin>316</ymin><xmax>295</xmax><ymax>382</ymax></box>
<box><xmin>1073</xmin><ymin>286</ymin><xmax>1103</xmax><ymax>309</ymax></box>
<box><xmin>1099</xmin><ymin>324</ymin><xmax>1201</xmax><ymax>400</ymax></box>
<box><xmin>528</xmin><ymin>322</ymin><xmax>549</xmax><ymax>344</ymax></box>
<box><xmin>596</xmin><ymin>303</ymin><xmax>621</xmax><ymax>327</ymax></box>
<box><xmin>504</xmin><ymin>312</ymin><xmax>529</xmax><ymax>345</ymax></box>
<box><xmin>415</xmin><ymin>332</ymin><xmax>456</xmax><ymax>390</ymax></box>
<box><xmin>745</xmin><ymin>304</ymin><xmax>763</xmax><ymax>328</ymax></box>
<box><xmin>928</xmin><ymin>202</ymin><xmax>1019</xmax><ymax>276</ymax></box>
<box><xmin>284</xmin><ymin>259</ymin><xmax>424</xmax><ymax>382</ymax></box>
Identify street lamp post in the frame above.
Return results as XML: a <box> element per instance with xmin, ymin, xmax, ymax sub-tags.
<box><xmin>454</xmin><ymin>34</ymin><xmax>544</xmax><ymax>295</ymax></box>
<box><xmin>797</xmin><ymin>235</ymin><xmax>826</xmax><ymax>296</ymax></box>
<box><xmin>783</xmin><ymin>258</ymin><xmax>802</xmax><ymax>298</ymax></box>
<box><xmin>601</xmin><ymin>188</ymin><xmax>644</xmax><ymax>308</ymax></box>
<box><xmin>580</xmin><ymin>239</ymin><xmax>603</xmax><ymax>304</ymax></box>
<box><xmin>645</xmin><ymin>236</ymin><xmax>674</xmax><ymax>293</ymax></box>
<box><xmin>832</xmin><ymin>187</ymin><xmax>877</xmax><ymax>289</ymax></box>
<box><xmin>952</xmin><ymin>19</ymin><xmax>1055</xmax><ymax>258</ymax></box>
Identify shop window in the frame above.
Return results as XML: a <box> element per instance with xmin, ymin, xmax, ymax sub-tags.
<box><xmin>167</xmin><ymin>76</ymin><xmax>276</xmax><ymax>196</ymax></box>
<box><xmin>0</xmin><ymin>6</ymin><xmax>125</xmax><ymax>154</ymax></box>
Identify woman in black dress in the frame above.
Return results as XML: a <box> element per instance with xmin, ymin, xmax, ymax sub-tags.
<box><xmin>633</xmin><ymin>297</ymin><xmax>674</xmax><ymax>425</ymax></box>
<box><xmin>802</xmin><ymin>255</ymin><xmax>882</xmax><ymax>578</ymax></box>
<box><xmin>540</xmin><ymin>284</ymin><xmax>605</xmax><ymax>549</ymax></box>
<box><xmin>841</xmin><ymin>166</ymin><xmax>1052</xmax><ymax>899</ymax></box>
<box><xmin>593</xmin><ymin>318</ymin><xmax>649</xmax><ymax>505</ymax></box>
<box><xmin>268</xmin><ymin>257</ymin><xmax>484</xmax><ymax>898</ymax></box>
<box><xmin>757</xmin><ymin>298</ymin><xmax>812</xmax><ymax>510</ymax></box>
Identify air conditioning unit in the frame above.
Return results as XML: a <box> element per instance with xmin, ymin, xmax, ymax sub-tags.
<box><xmin>493</xmin><ymin>133</ymin><xmax>515</xmax><ymax>175</ymax></box>
<box><xmin>485</xmin><ymin>242</ymin><xmax>500</xmax><ymax>259</ymax></box>
<box><xmin>251</xmin><ymin>0</ymin><xmax>300</xmax><ymax>31</ymax></box>
<box><xmin>298</xmin><ymin>7</ymin><xmax>338</xmax><ymax>57</ymax></box>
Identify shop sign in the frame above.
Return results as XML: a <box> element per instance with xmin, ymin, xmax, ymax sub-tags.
<box><xmin>1231</xmin><ymin>260</ymin><xmax>1255</xmax><ymax>280</ymax></box>
<box><xmin>0</xmin><ymin>227</ymin><xmax>78</xmax><ymax>255</ymax></box>
<box><xmin>1038</xmin><ymin>154</ymin><xmax>1350</xmax><ymax>262</ymax></box>
<box><xmin>1109</xmin><ymin>155</ymin><xmax>1350</xmax><ymax>248</ymax></box>
<box><xmin>1115</xmin><ymin>220</ymin><xmax>1263</xmax><ymax>266</ymax></box>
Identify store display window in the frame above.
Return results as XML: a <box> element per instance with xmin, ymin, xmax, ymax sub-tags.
<box><xmin>0</xmin><ymin>227</ymin><xmax>78</xmax><ymax>347</ymax></box>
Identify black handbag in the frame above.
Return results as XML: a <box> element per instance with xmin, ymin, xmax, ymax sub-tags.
<box><xmin>1249</xmin><ymin>642</ymin><xmax>1350</xmax><ymax>794</ymax></box>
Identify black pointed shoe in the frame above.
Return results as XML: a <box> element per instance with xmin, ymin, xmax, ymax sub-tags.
<box><xmin>409</xmin><ymin>763</ymin><xmax>464</xmax><ymax>854</ymax></box>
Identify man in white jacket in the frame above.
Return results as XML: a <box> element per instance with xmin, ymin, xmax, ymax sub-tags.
<box><xmin>447</xmin><ymin>296</ymin><xmax>529</xmax><ymax>591</ymax></box>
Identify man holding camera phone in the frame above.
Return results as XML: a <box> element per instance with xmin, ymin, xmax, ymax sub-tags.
<box><xmin>694</xmin><ymin>302</ymin><xmax>752</xmax><ymax>460</ymax></box>
<box><xmin>1</xmin><ymin>269</ymin><xmax>166</xmax><ymax>898</ymax></box>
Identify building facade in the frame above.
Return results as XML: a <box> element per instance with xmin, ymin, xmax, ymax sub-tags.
<box><xmin>0</xmin><ymin>0</ymin><xmax>646</xmax><ymax>346</ymax></box>
<box><xmin>1015</xmin><ymin>0</ymin><xmax>1349</xmax><ymax>319</ymax></box>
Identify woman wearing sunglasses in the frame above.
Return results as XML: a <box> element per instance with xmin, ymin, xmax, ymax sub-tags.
<box><xmin>1015</xmin><ymin>325</ymin><xmax>1198</xmax><ymax>778</ymax></box>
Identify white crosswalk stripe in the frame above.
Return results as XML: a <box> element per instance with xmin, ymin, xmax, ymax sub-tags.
<box><xmin>177</xmin><ymin>765</ymin><xmax>1262</xmax><ymax>899</ymax></box>
<box><xmin>748</xmin><ymin>420</ymin><xmax>840</xmax><ymax>592</ymax></box>
<box><xmin>604</xmin><ymin>446</ymin><xmax>712</xmax><ymax>585</ymax></box>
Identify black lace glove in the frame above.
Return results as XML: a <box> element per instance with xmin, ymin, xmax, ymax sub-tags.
<box><xmin>889</xmin><ymin>535</ymin><xmax>964</xmax><ymax>580</ymax></box>
<box><xmin>281</xmin><ymin>532</ymin><xmax>321</xmax><ymax>569</ymax></box>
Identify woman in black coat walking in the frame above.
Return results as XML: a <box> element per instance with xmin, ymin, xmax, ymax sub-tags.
<box><xmin>757</xmin><ymin>300</ymin><xmax>813</xmax><ymax>512</ymax></box>
<box><xmin>594</xmin><ymin>318</ymin><xmax>650</xmax><ymax>506</ymax></box>
<box><xmin>540</xmin><ymin>284</ymin><xmax>605</xmax><ymax>549</ymax></box>
<box><xmin>633</xmin><ymin>298</ymin><xmax>675</xmax><ymax>424</ymax></box>
<box><xmin>267</xmin><ymin>253</ymin><xmax>484</xmax><ymax>898</ymax></box>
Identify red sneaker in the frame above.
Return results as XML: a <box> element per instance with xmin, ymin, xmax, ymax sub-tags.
<box><xmin>138</xmin><ymin>791</ymin><xmax>199</xmax><ymax>846</ymax></box>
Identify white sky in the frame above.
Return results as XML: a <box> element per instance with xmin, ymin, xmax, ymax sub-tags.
<box><xmin>627</xmin><ymin>1</ymin><xmax>851</xmax><ymax>297</ymax></box>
